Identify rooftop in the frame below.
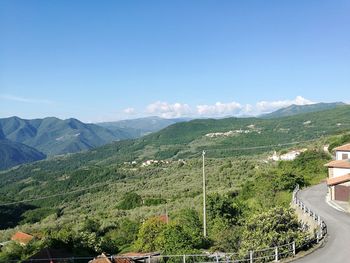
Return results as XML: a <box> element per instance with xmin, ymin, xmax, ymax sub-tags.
<box><xmin>325</xmin><ymin>159</ymin><xmax>350</xmax><ymax>169</ymax></box>
<box><xmin>334</xmin><ymin>143</ymin><xmax>350</xmax><ymax>152</ymax></box>
<box><xmin>11</xmin><ymin>231</ymin><xmax>34</xmax><ymax>245</ymax></box>
<box><xmin>327</xmin><ymin>174</ymin><xmax>350</xmax><ymax>186</ymax></box>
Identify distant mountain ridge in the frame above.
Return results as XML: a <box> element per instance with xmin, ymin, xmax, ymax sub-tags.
<box><xmin>0</xmin><ymin>116</ymin><xmax>191</xmax><ymax>170</ymax></box>
<box><xmin>261</xmin><ymin>102</ymin><xmax>346</xmax><ymax>118</ymax></box>
<box><xmin>0</xmin><ymin>139</ymin><xmax>46</xmax><ymax>170</ymax></box>
<box><xmin>0</xmin><ymin>102</ymin><xmax>347</xmax><ymax>170</ymax></box>
<box><xmin>0</xmin><ymin>116</ymin><xmax>130</xmax><ymax>157</ymax></box>
<box><xmin>97</xmin><ymin>116</ymin><xmax>190</xmax><ymax>138</ymax></box>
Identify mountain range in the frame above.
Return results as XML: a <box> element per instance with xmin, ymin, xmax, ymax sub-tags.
<box><xmin>261</xmin><ymin>102</ymin><xmax>346</xmax><ymax>118</ymax></box>
<box><xmin>0</xmin><ymin>102</ymin><xmax>347</xmax><ymax>170</ymax></box>
<box><xmin>97</xmin><ymin>116</ymin><xmax>190</xmax><ymax>138</ymax></box>
<box><xmin>0</xmin><ymin>117</ymin><xmax>131</xmax><ymax>169</ymax></box>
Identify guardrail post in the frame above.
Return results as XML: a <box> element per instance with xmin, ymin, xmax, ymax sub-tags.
<box><xmin>275</xmin><ymin>247</ymin><xmax>278</xmax><ymax>262</ymax></box>
<box><xmin>183</xmin><ymin>255</ymin><xmax>186</xmax><ymax>263</ymax></box>
<box><xmin>148</xmin><ymin>255</ymin><xmax>151</xmax><ymax>263</ymax></box>
<box><xmin>215</xmin><ymin>254</ymin><xmax>219</xmax><ymax>263</ymax></box>
<box><xmin>249</xmin><ymin>250</ymin><xmax>253</xmax><ymax>263</ymax></box>
<box><xmin>292</xmin><ymin>241</ymin><xmax>296</xmax><ymax>256</ymax></box>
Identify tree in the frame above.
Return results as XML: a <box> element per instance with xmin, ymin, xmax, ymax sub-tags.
<box><xmin>207</xmin><ymin>193</ymin><xmax>242</xmax><ymax>225</ymax></box>
<box><xmin>208</xmin><ymin>217</ymin><xmax>241</xmax><ymax>252</ymax></box>
<box><xmin>118</xmin><ymin>192</ymin><xmax>143</xmax><ymax>210</ymax></box>
<box><xmin>155</xmin><ymin>223</ymin><xmax>195</xmax><ymax>254</ymax></box>
<box><xmin>239</xmin><ymin>207</ymin><xmax>308</xmax><ymax>254</ymax></box>
<box><xmin>173</xmin><ymin>209</ymin><xmax>204</xmax><ymax>249</ymax></box>
<box><xmin>134</xmin><ymin>217</ymin><xmax>167</xmax><ymax>252</ymax></box>
<box><xmin>276</xmin><ymin>172</ymin><xmax>305</xmax><ymax>191</ymax></box>
<box><xmin>105</xmin><ymin>218</ymin><xmax>140</xmax><ymax>251</ymax></box>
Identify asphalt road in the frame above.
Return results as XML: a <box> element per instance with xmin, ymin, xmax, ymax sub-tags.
<box><xmin>296</xmin><ymin>183</ymin><xmax>350</xmax><ymax>262</ymax></box>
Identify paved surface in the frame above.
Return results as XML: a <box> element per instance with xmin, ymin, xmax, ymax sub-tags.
<box><xmin>296</xmin><ymin>183</ymin><xmax>350</xmax><ymax>262</ymax></box>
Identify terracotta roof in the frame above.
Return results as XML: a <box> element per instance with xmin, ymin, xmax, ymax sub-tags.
<box><xmin>91</xmin><ymin>253</ymin><xmax>160</xmax><ymax>263</ymax></box>
<box><xmin>11</xmin><ymin>231</ymin><xmax>34</xmax><ymax>245</ymax></box>
<box><xmin>89</xmin><ymin>254</ymin><xmax>113</xmax><ymax>263</ymax></box>
<box><xmin>334</xmin><ymin>143</ymin><xmax>350</xmax><ymax>152</ymax></box>
<box><xmin>325</xmin><ymin>160</ymin><xmax>350</xmax><ymax>169</ymax></box>
<box><xmin>327</xmin><ymin>174</ymin><xmax>350</xmax><ymax>186</ymax></box>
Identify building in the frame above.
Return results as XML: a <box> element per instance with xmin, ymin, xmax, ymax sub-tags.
<box><xmin>326</xmin><ymin>143</ymin><xmax>350</xmax><ymax>201</ymax></box>
<box><xmin>89</xmin><ymin>252</ymin><xmax>160</xmax><ymax>263</ymax></box>
<box><xmin>11</xmin><ymin>231</ymin><xmax>34</xmax><ymax>245</ymax></box>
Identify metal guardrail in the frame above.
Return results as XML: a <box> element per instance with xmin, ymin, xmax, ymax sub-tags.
<box><xmin>292</xmin><ymin>184</ymin><xmax>327</xmax><ymax>242</ymax></box>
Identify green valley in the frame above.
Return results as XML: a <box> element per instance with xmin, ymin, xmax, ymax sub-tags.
<box><xmin>0</xmin><ymin>106</ymin><xmax>350</xmax><ymax>261</ymax></box>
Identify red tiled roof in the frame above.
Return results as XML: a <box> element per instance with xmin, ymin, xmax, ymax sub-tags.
<box><xmin>325</xmin><ymin>160</ymin><xmax>350</xmax><ymax>169</ymax></box>
<box><xmin>334</xmin><ymin>143</ymin><xmax>350</xmax><ymax>152</ymax></box>
<box><xmin>91</xmin><ymin>253</ymin><xmax>160</xmax><ymax>263</ymax></box>
<box><xmin>89</xmin><ymin>254</ymin><xmax>113</xmax><ymax>263</ymax></box>
<box><xmin>91</xmin><ymin>258</ymin><xmax>112</xmax><ymax>263</ymax></box>
<box><xmin>327</xmin><ymin>174</ymin><xmax>350</xmax><ymax>186</ymax></box>
<box><xmin>11</xmin><ymin>231</ymin><xmax>34</xmax><ymax>245</ymax></box>
<box><xmin>158</xmin><ymin>214</ymin><xmax>169</xmax><ymax>223</ymax></box>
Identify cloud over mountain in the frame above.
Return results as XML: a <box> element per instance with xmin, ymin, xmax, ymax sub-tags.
<box><xmin>142</xmin><ymin>96</ymin><xmax>315</xmax><ymax>118</ymax></box>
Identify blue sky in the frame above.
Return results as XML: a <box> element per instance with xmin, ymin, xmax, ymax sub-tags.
<box><xmin>0</xmin><ymin>0</ymin><xmax>349</xmax><ymax>122</ymax></box>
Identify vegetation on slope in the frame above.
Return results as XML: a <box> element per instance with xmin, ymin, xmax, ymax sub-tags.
<box><xmin>0</xmin><ymin>146</ymin><xmax>331</xmax><ymax>260</ymax></box>
<box><xmin>0</xmin><ymin>116</ymin><xmax>130</xmax><ymax>156</ymax></box>
<box><xmin>0</xmin><ymin>139</ymin><xmax>46</xmax><ymax>170</ymax></box>
<box><xmin>0</xmin><ymin>106</ymin><xmax>347</xmax><ymax>260</ymax></box>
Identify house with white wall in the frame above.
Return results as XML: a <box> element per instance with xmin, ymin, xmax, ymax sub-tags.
<box><xmin>326</xmin><ymin>143</ymin><xmax>350</xmax><ymax>201</ymax></box>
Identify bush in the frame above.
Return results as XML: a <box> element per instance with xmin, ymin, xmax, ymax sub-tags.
<box><xmin>134</xmin><ymin>217</ymin><xmax>167</xmax><ymax>252</ymax></box>
<box><xmin>118</xmin><ymin>193</ymin><xmax>143</xmax><ymax>210</ymax></box>
<box><xmin>239</xmin><ymin>207</ymin><xmax>308</xmax><ymax>254</ymax></box>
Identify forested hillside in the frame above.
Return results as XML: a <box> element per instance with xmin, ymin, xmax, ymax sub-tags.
<box><xmin>0</xmin><ymin>116</ymin><xmax>132</xmax><ymax>156</ymax></box>
<box><xmin>262</xmin><ymin>102</ymin><xmax>345</xmax><ymax>118</ymax></box>
<box><xmin>0</xmin><ymin>106</ymin><xmax>350</xmax><ymax>260</ymax></box>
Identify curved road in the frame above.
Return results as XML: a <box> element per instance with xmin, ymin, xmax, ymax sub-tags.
<box><xmin>296</xmin><ymin>183</ymin><xmax>350</xmax><ymax>262</ymax></box>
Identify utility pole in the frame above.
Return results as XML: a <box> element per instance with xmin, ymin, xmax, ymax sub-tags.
<box><xmin>165</xmin><ymin>202</ymin><xmax>169</xmax><ymax>224</ymax></box>
<box><xmin>202</xmin><ymin>150</ymin><xmax>207</xmax><ymax>238</ymax></box>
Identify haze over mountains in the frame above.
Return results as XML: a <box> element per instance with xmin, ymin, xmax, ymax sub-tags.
<box><xmin>0</xmin><ymin>102</ymin><xmax>347</xmax><ymax>170</ymax></box>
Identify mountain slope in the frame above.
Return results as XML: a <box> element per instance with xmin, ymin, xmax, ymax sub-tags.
<box><xmin>97</xmin><ymin>116</ymin><xmax>190</xmax><ymax>138</ymax></box>
<box><xmin>0</xmin><ymin>139</ymin><xmax>46</xmax><ymax>170</ymax></box>
<box><xmin>0</xmin><ymin>117</ymin><xmax>131</xmax><ymax>156</ymax></box>
<box><xmin>1</xmin><ymin>106</ymin><xmax>349</xmax><ymax>232</ymax></box>
<box><xmin>262</xmin><ymin>102</ymin><xmax>346</xmax><ymax>119</ymax></box>
<box><xmin>2</xmin><ymin>105</ymin><xmax>349</xmax><ymax>176</ymax></box>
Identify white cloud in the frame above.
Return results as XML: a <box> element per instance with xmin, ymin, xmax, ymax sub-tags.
<box><xmin>123</xmin><ymin>107</ymin><xmax>136</xmax><ymax>115</ymax></box>
<box><xmin>0</xmin><ymin>94</ymin><xmax>53</xmax><ymax>104</ymax></box>
<box><xmin>146</xmin><ymin>101</ymin><xmax>192</xmax><ymax>118</ymax></box>
<box><xmin>254</xmin><ymin>96</ymin><xmax>314</xmax><ymax>114</ymax></box>
<box><xmin>142</xmin><ymin>96</ymin><xmax>315</xmax><ymax>118</ymax></box>
<box><xmin>196</xmin><ymin>102</ymin><xmax>242</xmax><ymax>116</ymax></box>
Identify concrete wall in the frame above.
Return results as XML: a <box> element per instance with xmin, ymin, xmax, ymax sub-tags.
<box><xmin>332</xmin><ymin>167</ymin><xmax>350</xmax><ymax>178</ymax></box>
<box><xmin>292</xmin><ymin>203</ymin><xmax>320</xmax><ymax>234</ymax></box>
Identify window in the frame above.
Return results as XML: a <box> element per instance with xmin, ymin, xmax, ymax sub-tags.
<box><xmin>342</xmin><ymin>153</ymin><xmax>348</xmax><ymax>160</ymax></box>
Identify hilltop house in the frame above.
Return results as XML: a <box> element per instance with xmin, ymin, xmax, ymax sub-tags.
<box><xmin>326</xmin><ymin>143</ymin><xmax>350</xmax><ymax>201</ymax></box>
